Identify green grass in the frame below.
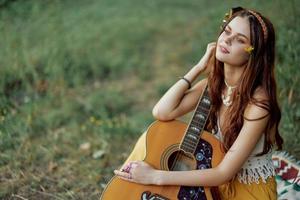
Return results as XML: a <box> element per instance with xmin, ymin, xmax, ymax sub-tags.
<box><xmin>0</xmin><ymin>0</ymin><xmax>299</xmax><ymax>199</ymax></box>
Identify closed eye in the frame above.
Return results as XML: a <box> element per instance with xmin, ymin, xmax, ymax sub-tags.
<box><xmin>238</xmin><ymin>39</ymin><xmax>245</xmax><ymax>43</ymax></box>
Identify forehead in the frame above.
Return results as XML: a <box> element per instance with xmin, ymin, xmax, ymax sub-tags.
<box><xmin>227</xmin><ymin>16</ymin><xmax>250</xmax><ymax>38</ymax></box>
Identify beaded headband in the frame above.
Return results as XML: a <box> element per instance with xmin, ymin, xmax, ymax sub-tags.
<box><xmin>247</xmin><ymin>10</ymin><xmax>268</xmax><ymax>42</ymax></box>
<box><xmin>222</xmin><ymin>7</ymin><xmax>268</xmax><ymax>42</ymax></box>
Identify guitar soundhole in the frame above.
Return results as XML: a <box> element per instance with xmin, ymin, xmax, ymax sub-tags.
<box><xmin>168</xmin><ymin>150</ymin><xmax>195</xmax><ymax>171</ymax></box>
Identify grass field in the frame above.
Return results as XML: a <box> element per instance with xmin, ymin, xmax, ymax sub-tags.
<box><xmin>0</xmin><ymin>0</ymin><xmax>299</xmax><ymax>199</ymax></box>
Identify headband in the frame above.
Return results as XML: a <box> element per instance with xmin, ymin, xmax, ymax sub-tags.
<box><xmin>222</xmin><ymin>7</ymin><xmax>268</xmax><ymax>42</ymax></box>
<box><xmin>247</xmin><ymin>10</ymin><xmax>268</xmax><ymax>42</ymax></box>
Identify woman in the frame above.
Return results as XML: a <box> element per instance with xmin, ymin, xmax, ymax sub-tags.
<box><xmin>114</xmin><ymin>7</ymin><xmax>283</xmax><ymax>199</ymax></box>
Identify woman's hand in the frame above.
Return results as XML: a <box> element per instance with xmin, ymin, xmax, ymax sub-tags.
<box><xmin>114</xmin><ymin>161</ymin><xmax>159</xmax><ymax>185</ymax></box>
<box><xmin>195</xmin><ymin>42</ymin><xmax>216</xmax><ymax>74</ymax></box>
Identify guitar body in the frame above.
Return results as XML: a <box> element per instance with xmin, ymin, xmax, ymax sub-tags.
<box><xmin>100</xmin><ymin>120</ymin><xmax>224</xmax><ymax>200</ymax></box>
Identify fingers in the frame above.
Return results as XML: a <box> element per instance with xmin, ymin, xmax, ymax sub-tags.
<box><xmin>114</xmin><ymin>170</ymin><xmax>132</xmax><ymax>179</ymax></box>
<box><xmin>114</xmin><ymin>169</ymin><xmax>140</xmax><ymax>183</ymax></box>
<box><xmin>208</xmin><ymin>42</ymin><xmax>216</xmax><ymax>47</ymax></box>
<box><xmin>117</xmin><ymin>160</ymin><xmax>147</xmax><ymax>175</ymax></box>
<box><xmin>208</xmin><ymin>43</ymin><xmax>216</xmax><ymax>50</ymax></box>
<box><xmin>114</xmin><ymin>169</ymin><xmax>130</xmax><ymax>178</ymax></box>
<box><xmin>120</xmin><ymin>163</ymin><xmax>132</xmax><ymax>173</ymax></box>
<box><xmin>207</xmin><ymin>42</ymin><xmax>216</xmax><ymax>51</ymax></box>
<box><xmin>117</xmin><ymin>161</ymin><xmax>140</xmax><ymax>178</ymax></box>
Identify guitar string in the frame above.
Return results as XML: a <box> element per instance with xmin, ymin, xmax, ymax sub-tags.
<box><xmin>174</xmin><ymin>94</ymin><xmax>210</xmax><ymax>169</ymax></box>
<box><xmin>171</xmin><ymin>91</ymin><xmax>210</xmax><ymax>171</ymax></box>
<box><xmin>172</xmin><ymin>91</ymin><xmax>210</xmax><ymax>170</ymax></box>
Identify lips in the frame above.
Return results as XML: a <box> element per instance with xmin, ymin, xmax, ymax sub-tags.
<box><xmin>219</xmin><ymin>45</ymin><xmax>230</xmax><ymax>54</ymax></box>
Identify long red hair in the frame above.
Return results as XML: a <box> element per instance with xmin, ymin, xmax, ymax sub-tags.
<box><xmin>207</xmin><ymin>8</ymin><xmax>283</xmax><ymax>155</ymax></box>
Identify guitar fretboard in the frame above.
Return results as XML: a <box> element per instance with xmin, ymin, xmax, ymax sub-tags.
<box><xmin>179</xmin><ymin>86</ymin><xmax>211</xmax><ymax>154</ymax></box>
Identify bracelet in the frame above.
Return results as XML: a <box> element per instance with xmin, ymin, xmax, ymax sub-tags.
<box><xmin>179</xmin><ymin>77</ymin><xmax>191</xmax><ymax>89</ymax></box>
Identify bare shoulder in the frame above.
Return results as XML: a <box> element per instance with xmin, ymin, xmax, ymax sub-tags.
<box><xmin>244</xmin><ymin>87</ymin><xmax>270</xmax><ymax>121</ymax></box>
<box><xmin>218</xmin><ymin>87</ymin><xmax>271</xmax><ymax>182</ymax></box>
<box><xmin>253</xmin><ymin>86</ymin><xmax>269</xmax><ymax>101</ymax></box>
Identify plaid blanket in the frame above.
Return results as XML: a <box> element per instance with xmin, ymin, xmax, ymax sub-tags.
<box><xmin>272</xmin><ymin>151</ymin><xmax>300</xmax><ymax>200</ymax></box>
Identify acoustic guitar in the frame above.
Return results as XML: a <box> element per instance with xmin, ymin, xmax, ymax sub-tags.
<box><xmin>100</xmin><ymin>86</ymin><xmax>225</xmax><ymax>200</ymax></box>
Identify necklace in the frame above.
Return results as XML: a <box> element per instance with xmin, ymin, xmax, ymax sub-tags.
<box><xmin>221</xmin><ymin>79</ymin><xmax>237</xmax><ymax>107</ymax></box>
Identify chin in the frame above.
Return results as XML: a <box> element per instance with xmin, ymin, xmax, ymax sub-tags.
<box><xmin>216</xmin><ymin>52</ymin><xmax>248</xmax><ymax>66</ymax></box>
<box><xmin>215</xmin><ymin>51</ymin><xmax>228</xmax><ymax>63</ymax></box>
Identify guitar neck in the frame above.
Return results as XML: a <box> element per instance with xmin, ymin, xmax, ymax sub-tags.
<box><xmin>180</xmin><ymin>86</ymin><xmax>211</xmax><ymax>154</ymax></box>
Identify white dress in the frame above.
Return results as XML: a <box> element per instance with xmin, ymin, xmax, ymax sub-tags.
<box><xmin>214</xmin><ymin>118</ymin><xmax>276</xmax><ymax>184</ymax></box>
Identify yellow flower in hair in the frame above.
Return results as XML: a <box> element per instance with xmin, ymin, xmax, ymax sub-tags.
<box><xmin>223</xmin><ymin>12</ymin><xmax>230</xmax><ymax>23</ymax></box>
<box><xmin>221</xmin><ymin>12</ymin><xmax>232</xmax><ymax>29</ymax></box>
<box><xmin>244</xmin><ymin>46</ymin><xmax>254</xmax><ymax>53</ymax></box>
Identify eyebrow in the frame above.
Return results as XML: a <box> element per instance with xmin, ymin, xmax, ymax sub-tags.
<box><xmin>227</xmin><ymin>25</ymin><xmax>249</xmax><ymax>41</ymax></box>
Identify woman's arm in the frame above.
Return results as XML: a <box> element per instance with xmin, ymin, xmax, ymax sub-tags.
<box><xmin>152</xmin><ymin>42</ymin><xmax>216</xmax><ymax>121</ymax></box>
<box><xmin>154</xmin><ymin>91</ymin><xmax>270</xmax><ymax>186</ymax></box>
<box><xmin>115</xmin><ymin>90</ymin><xmax>271</xmax><ymax>186</ymax></box>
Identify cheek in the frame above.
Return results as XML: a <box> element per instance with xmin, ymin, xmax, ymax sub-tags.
<box><xmin>231</xmin><ymin>46</ymin><xmax>250</xmax><ymax>65</ymax></box>
<box><xmin>217</xmin><ymin>35</ymin><xmax>223</xmax><ymax>42</ymax></box>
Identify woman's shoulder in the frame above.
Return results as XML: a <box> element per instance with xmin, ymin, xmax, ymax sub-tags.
<box><xmin>252</xmin><ymin>86</ymin><xmax>269</xmax><ymax>102</ymax></box>
<box><xmin>244</xmin><ymin>87</ymin><xmax>270</xmax><ymax>121</ymax></box>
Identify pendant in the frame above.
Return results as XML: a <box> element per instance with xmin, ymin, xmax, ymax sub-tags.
<box><xmin>222</xmin><ymin>86</ymin><xmax>234</xmax><ymax>106</ymax></box>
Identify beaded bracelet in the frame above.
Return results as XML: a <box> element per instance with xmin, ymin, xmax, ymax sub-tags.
<box><xmin>179</xmin><ymin>77</ymin><xmax>191</xmax><ymax>89</ymax></box>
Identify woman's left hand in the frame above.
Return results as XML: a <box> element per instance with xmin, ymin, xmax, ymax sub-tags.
<box><xmin>114</xmin><ymin>161</ymin><xmax>159</xmax><ymax>185</ymax></box>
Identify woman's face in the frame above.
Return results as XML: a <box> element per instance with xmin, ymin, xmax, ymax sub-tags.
<box><xmin>216</xmin><ymin>16</ymin><xmax>251</xmax><ymax>67</ymax></box>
